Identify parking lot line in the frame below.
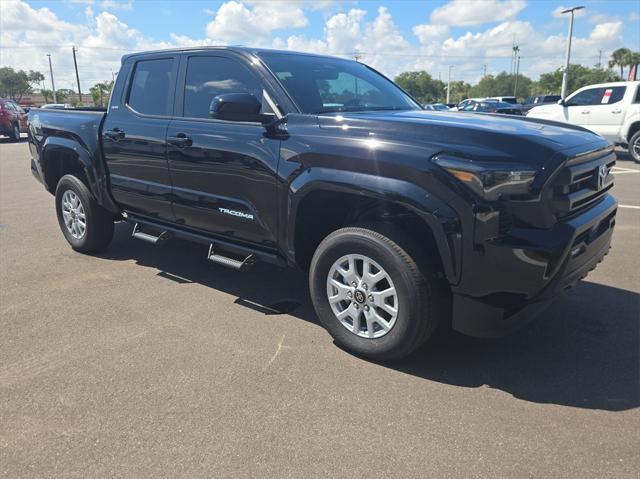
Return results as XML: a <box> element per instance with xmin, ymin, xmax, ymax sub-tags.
<box><xmin>612</xmin><ymin>167</ymin><xmax>640</xmax><ymax>174</ymax></box>
<box><xmin>619</xmin><ymin>204</ymin><xmax>640</xmax><ymax>210</ymax></box>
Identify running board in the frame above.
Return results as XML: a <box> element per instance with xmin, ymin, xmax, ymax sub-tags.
<box><xmin>208</xmin><ymin>244</ymin><xmax>256</xmax><ymax>271</ymax></box>
<box><xmin>124</xmin><ymin>213</ymin><xmax>286</xmax><ymax>267</ymax></box>
<box><xmin>132</xmin><ymin>223</ymin><xmax>171</xmax><ymax>244</ymax></box>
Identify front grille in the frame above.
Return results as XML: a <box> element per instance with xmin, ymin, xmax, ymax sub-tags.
<box><xmin>551</xmin><ymin>149</ymin><xmax>615</xmax><ymax>218</ymax></box>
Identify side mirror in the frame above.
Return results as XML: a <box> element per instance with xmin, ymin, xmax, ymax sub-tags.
<box><xmin>557</xmin><ymin>99</ymin><xmax>565</xmax><ymax>106</ymax></box>
<box><xmin>209</xmin><ymin>93</ymin><xmax>272</xmax><ymax>123</ymax></box>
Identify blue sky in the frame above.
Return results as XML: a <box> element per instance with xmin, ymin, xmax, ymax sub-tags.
<box><xmin>1</xmin><ymin>0</ymin><xmax>639</xmax><ymax>91</ymax></box>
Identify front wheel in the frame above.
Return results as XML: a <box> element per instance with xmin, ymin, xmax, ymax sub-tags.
<box><xmin>629</xmin><ymin>130</ymin><xmax>640</xmax><ymax>163</ymax></box>
<box><xmin>55</xmin><ymin>174</ymin><xmax>114</xmax><ymax>254</ymax></box>
<box><xmin>309</xmin><ymin>226</ymin><xmax>442</xmax><ymax>361</ymax></box>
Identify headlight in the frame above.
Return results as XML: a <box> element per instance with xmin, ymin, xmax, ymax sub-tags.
<box><xmin>433</xmin><ymin>155</ymin><xmax>537</xmax><ymax>201</ymax></box>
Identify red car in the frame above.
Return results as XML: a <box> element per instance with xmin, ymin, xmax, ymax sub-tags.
<box><xmin>0</xmin><ymin>99</ymin><xmax>28</xmax><ymax>141</ymax></box>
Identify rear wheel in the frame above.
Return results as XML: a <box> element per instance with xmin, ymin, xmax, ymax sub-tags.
<box><xmin>9</xmin><ymin>123</ymin><xmax>20</xmax><ymax>142</ymax></box>
<box><xmin>629</xmin><ymin>130</ymin><xmax>640</xmax><ymax>163</ymax></box>
<box><xmin>55</xmin><ymin>174</ymin><xmax>114</xmax><ymax>253</ymax></box>
<box><xmin>309</xmin><ymin>225</ymin><xmax>442</xmax><ymax>361</ymax></box>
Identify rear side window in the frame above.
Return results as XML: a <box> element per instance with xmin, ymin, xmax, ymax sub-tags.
<box><xmin>183</xmin><ymin>56</ymin><xmax>263</xmax><ymax>119</ymax></box>
<box><xmin>127</xmin><ymin>58</ymin><xmax>174</xmax><ymax>116</ymax></box>
<box><xmin>603</xmin><ymin>86</ymin><xmax>626</xmax><ymax>104</ymax></box>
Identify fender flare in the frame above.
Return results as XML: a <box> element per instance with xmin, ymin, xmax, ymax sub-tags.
<box><xmin>39</xmin><ymin>136</ymin><xmax>118</xmax><ymax>213</ymax></box>
<box><xmin>287</xmin><ymin>168</ymin><xmax>462</xmax><ymax>283</ymax></box>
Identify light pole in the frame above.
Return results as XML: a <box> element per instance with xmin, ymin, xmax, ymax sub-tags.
<box><xmin>446</xmin><ymin>65</ymin><xmax>452</xmax><ymax>104</ymax></box>
<box><xmin>47</xmin><ymin>54</ymin><xmax>57</xmax><ymax>104</ymax></box>
<box><xmin>561</xmin><ymin>6</ymin><xmax>584</xmax><ymax>100</ymax></box>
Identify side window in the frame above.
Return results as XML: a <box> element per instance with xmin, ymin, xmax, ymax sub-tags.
<box><xmin>183</xmin><ymin>56</ymin><xmax>263</xmax><ymax>119</ymax></box>
<box><xmin>314</xmin><ymin>73</ymin><xmax>389</xmax><ymax>109</ymax></box>
<box><xmin>566</xmin><ymin>88</ymin><xmax>604</xmax><ymax>106</ymax></box>
<box><xmin>127</xmin><ymin>58</ymin><xmax>174</xmax><ymax>116</ymax></box>
<box><xmin>603</xmin><ymin>86</ymin><xmax>625</xmax><ymax>104</ymax></box>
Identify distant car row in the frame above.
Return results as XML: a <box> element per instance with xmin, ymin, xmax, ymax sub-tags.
<box><xmin>424</xmin><ymin>94</ymin><xmax>561</xmax><ymax>116</ymax></box>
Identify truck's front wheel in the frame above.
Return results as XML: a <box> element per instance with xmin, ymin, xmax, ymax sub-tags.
<box><xmin>55</xmin><ymin>175</ymin><xmax>114</xmax><ymax>254</ymax></box>
<box><xmin>309</xmin><ymin>226</ymin><xmax>441</xmax><ymax>361</ymax></box>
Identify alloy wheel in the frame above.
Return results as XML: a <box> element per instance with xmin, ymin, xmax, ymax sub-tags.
<box><xmin>326</xmin><ymin>254</ymin><xmax>399</xmax><ymax>338</ymax></box>
<box><xmin>61</xmin><ymin>190</ymin><xmax>86</xmax><ymax>239</ymax></box>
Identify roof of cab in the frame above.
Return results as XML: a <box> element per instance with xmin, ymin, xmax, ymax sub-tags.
<box><xmin>121</xmin><ymin>46</ymin><xmax>343</xmax><ymax>63</ymax></box>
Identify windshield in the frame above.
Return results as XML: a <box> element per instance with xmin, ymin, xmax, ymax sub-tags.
<box><xmin>258</xmin><ymin>52</ymin><xmax>421</xmax><ymax>114</ymax></box>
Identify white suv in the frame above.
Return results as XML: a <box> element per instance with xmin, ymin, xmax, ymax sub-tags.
<box><xmin>527</xmin><ymin>81</ymin><xmax>640</xmax><ymax>162</ymax></box>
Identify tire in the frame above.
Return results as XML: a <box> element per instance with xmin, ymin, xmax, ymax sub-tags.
<box><xmin>9</xmin><ymin>123</ymin><xmax>20</xmax><ymax>142</ymax></box>
<box><xmin>55</xmin><ymin>174</ymin><xmax>114</xmax><ymax>254</ymax></box>
<box><xmin>629</xmin><ymin>130</ymin><xmax>640</xmax><ymax>164</ymax></box>
<box><xmin>309</xmin><ymin>225</ymin><xmax>442</xmax><ymax>361</ymax></box>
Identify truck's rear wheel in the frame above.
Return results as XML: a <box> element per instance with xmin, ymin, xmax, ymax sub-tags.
<box><xmin>309</xmin><ymin>226</ymin><xmax>441</xmax><ymax>361</ymax></box>
<box><xmin>629</xmin><ymin>130</ymin><xmax>640</xmax><ymax>163</ymax></box>
<box><xmin>55</xmin><ymin>174</ymin><xmax>114</xmax><ymax>253</ymax></box>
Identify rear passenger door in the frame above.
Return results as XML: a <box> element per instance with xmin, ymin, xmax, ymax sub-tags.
<box><xmin>102</xmin><ymin>54</ymin><xmax>178</xmax><ymax>221</ymax></box>
<box><xmin>166</xmin><ymin>52</ymin><xmax>281</xmax><ymax>247</ymax></box>
<box><xmin>588</xmin><ymin>86</ymin><xmax>627</xmax><ymax>141</ymax></box>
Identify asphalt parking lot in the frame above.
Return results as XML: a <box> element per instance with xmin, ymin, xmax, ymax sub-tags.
<box><xmin>1</xmin><ymin>136</ymin><xmax>638</xmax><ymax>478</ymax></box>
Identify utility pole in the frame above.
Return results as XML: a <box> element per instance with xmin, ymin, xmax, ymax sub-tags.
<box><xmin>561</xmin><ymin>6</ymin><xmax>585</xmax><ymax>100</ymax></box>
<box><xmin>446</xmin><ymin>65</ymin><xmax>452</xmax><ymax>104</ymax></box>
<box><xmin>47</xmin><ymin>54</ymin><xmax>57</xmax><ymax>103</ymax></box>
<box><xmin>72</xmin><ymin>46</ymin><xmax>82</xmax><ymax>104</ymax></box>
<box><xmin>513</xmin><ymin>55</ymin><xmax>521</xmax><ymax>97</ymax></box>
<box><xmin>483</xmin><ymin>64</ymin><xmax>487</xmax><ymax>77</ymax></box>
<box><xmin>597</xmin><ymin>49</ymin><xmax>602</xmax><ymax>69</ymax></box>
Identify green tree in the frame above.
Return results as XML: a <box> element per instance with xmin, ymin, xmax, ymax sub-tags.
<box><xmin>0</xmin><ymin>67</ymin><xmax>46</xmax><ymax>101</ymax></box>
<box><xmin>469</xmin><ymin>72</ymin><xmax>533</xmax><ymax>99</ymax></box>
<box><xmin>394</xmin><ymin>71</ymin><xmax>446</xmax><ymax>103</ymax></box>
<box><xmin>55</xmin><ymin>89</ymin><xmax>75</xmax><ymax>104</ymax></box>
<box><xmin>537</xmin><ymin>64</ymin><xmax>619</xmax><ymax>95</ymax></box>
<box><xmin>89</xmin><ymin>81</ymin><xmax>114</xmax><ymax>107</ymax></box>
<box><xmin>40</xmin><ymin>89</ymin><xmax>53</xmax><ymax>103</ymax></box>
<box><xmin>608</xmin><ymin>47</ymin><xmax>631</xmax><ymax>78</ymax></box>
<box><xmin>448</xmin><ymin>80</ymin><xmax>471</xmax><ymax>104</ymax></box>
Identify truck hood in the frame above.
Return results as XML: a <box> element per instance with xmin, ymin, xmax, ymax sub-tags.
<box><xmin>316</xmin><ymin>109</ymin><xmax>608</xmax><ymax>168</ymax></box>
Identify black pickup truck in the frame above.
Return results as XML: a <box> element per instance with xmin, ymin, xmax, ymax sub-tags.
<box><xmin>28</xmin><ymin>47</ymin><xmax>617</xmax><ymax>360</ymax></box>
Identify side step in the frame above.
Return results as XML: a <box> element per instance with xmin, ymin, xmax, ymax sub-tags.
<box><xmin>207</xmin><ymin>244</ymin><xmax>256</xmax><ymax>271</ymax></box>
<box><xmin>132</xmin><ymin>223</ymin><xmax>171</xmax><ymax>245</ymax></box>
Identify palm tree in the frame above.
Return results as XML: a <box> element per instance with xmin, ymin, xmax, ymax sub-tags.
<box><xmin>609</xmin><ymin>48</ymin><xmax>631</xmax><ymax>79</ymax></box>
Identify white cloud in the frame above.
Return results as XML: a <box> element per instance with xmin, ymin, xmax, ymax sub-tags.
<box><xmin>99</xmin><ymin>0</ymin><xmax>132</xmax><ymax>11</ymax></box>
<box><xmin>205</xmin><ymin>1</ymin><xmax>307</xmax><ymax>43</ymax></box>
<box><xmin>413</xmin><ymin>24</ymin><xmax>450</xmax><ymax>44</ymax></box>
<box><xmin>431</xmin><ymin>0</ymin><xmax>526</xmax><ymax>27</ymax></box>
<box><xmin>0</xmin><ymin>0</ymin><xmax>634</xmax><ymax>94</ymax></box>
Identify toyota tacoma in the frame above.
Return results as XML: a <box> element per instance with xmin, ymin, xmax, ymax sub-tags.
<box><xmin>27</xmin><ymin>47</ymin><xmax>617</xmax><ymax>360</ymax></box>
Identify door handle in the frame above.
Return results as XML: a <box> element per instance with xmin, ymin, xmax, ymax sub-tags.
<box><xmin>167</xmin><ymin>133</ymin><xmax>193</xmax><ymax>148</ymax></box>
<box><xmin>580</xmin><ymin>110</ymin><xmax>590</xmax><ymax>115</ymax></box>
<box><xmin>611</xmin><ymin>109</ymin><xmax>622</xmax><ymax>114</ymax></box>
<box><xmin>104</xmin><ymin>128</ymin><xmax>125</xmax><ymax>140</ymax></box>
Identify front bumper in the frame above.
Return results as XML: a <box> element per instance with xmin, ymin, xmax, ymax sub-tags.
<box><xmin>452</xmin><ymin>194</ymin><xmax>617</xmax><ymax>337</ymax></box>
